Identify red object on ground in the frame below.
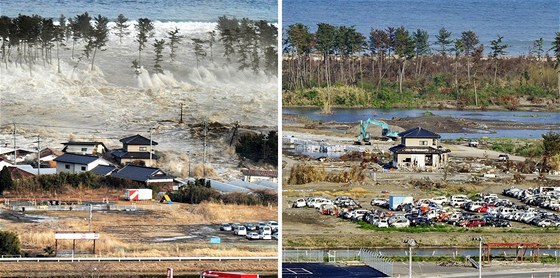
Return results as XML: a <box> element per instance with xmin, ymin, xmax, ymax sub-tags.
<box><xmin>200</xmin><ymin>271</ymin><xmax>259</xmax><ymax>278</ymax></box>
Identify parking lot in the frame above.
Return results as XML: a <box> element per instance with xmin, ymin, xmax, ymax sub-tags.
<box><xmin>292</xmin><ymin>185</ymin><xmax>560</xmax><ymax>230</ymax></box>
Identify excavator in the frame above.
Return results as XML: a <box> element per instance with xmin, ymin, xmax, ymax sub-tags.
<box><xmin>354</xmin><ymin>118</ymin><xmax>399</xmax><ymax>145</ymax></box>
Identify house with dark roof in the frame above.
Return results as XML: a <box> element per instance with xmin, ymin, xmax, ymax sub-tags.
<box><xmin>62</xmin><ymin>141</ymin><xmax>108</xmax><ymax>156</ymax></box>
<box><xmin>90</xmin><ymin>165</ymin><xmax>117</xmax><ymax>176</ymax></box>
<box><xmin>53</xmin><ymin>153</ymin><xmax>111</xmax><ymax>174</ymax></box>
<box><xmin>112</xmin><ymin>134</ymin><xmax>159</xmax><ymax>167</ymax></box>
<box><xmin>389</xmin><ymin>127</ymin><xmax>450</xmax><ymax>169</ymax></box>
<box><xmin>241</xmin><ymin>169</ymin><xmax>278</xmax><ymax>183</ymax></box>
<box><xmin>111</xmin><ymin>165</ymin><xmax>175</xmax><ymax>191</ymax></box>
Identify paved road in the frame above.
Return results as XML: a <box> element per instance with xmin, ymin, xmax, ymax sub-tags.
<box><xmin>392</xmin><ymin>262</ymin><xmax>560</xmax><ymax>278</ymax></box>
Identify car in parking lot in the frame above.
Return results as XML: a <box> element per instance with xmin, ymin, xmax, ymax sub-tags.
<box><xmin>244</xmin><ymin>223</ymin><xmax>257</xmax><ymax>231</ymax></box>
<box><xmin>376</xmin><ymin>218</ymin><xmax>389</xmax><ymax>228</ymax></box>
<box><xmin>430</xmin><ymin>196</ymin><xmax>448</xmax><ymax>206</ymax></box>
<box><xmin>464</xmin><ymin>219</ymin><xmax>486</xmax><ymax>228</ymax></box>
<box><xmin>267</xmin><ymin>221</ymin><xmax>279</xmax><ymax>232</ymax></box>
<box><xmin>537</xmin><ymin>219</ymin><xmax>560</xmax><ymax>227</ymax></box>
<box><xmin>261</xmin><ymin>233</ymin><xmax>272</xmax><ymax>240</ymax></box>
<box><xmin>293</xmin><ymin>198</ymin><xmax>307</xmax><ymax>208</ymax></box>
<box><xmin>234</xmin><ymin>225</ymin><xmax>247</xmax><ymax>236</ymax></box>
<box><xmin>484</xmin><ymin>217</ymin><xmax>511</xmax><ymax>227</ymax></box>
<box><xmin>272</xmin><ymin>232</ymin><xmax>278</xmax><ymax>240</ymax></box>
<box><xmin>220</xmin><ymin>223</ymin><xmax>232</xmax><ymax>231</ymax></box>
<box><xmin>246</xmin><ymin>232</ymin><xmax>260</xmax><ymax>240</ymax></box>
<box><xmin>409</xmin><ymin>216</ymin><xmax>434</xmax><ymax>227</ymax></box>
<box><xmin>371</xmin><ymin>198</ymin><xmax>388</xmax><ymax>207</ymax></box>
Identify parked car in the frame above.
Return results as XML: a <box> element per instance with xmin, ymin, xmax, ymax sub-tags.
<box><xmin>450</xmin><ymin>195</ymin><xmax>469</xmax><ymax>207</ymax></box>
<box><xmin>390</xmin><ymin>217</ymin><xmax>410</xmax><ymax>228</ymax></box>
<box><xmin>272</xmin><ymin>232</ymin><xmax>278</xmax><ymax>240</ymax></box>
<box><xmin>371</xmin><ymin>198</ymin><xmax>388</xmax><ymax>207</ymax></box>
<box><xmin>485</xmin><ymin>218</ymin><xmax>511</xmax><ymax>227</ymax></box>
<box><xmin>430</xmin><ymin>196</ymin><xmax>448</xmax><ymax>206</ymax></box>
<box><xmin>234</xmin><ymin>226</ymin><xmax>247</xmax><ymax>236</ymax></box>
<box><xmin>261</xmin><ymin>233</ymin><xmax>272</xmax><ymax>240</ymax></box>
<box><xmin>292</xmin><ymin>198</ymin><xmax>306</xmax><ymax>208</ymax></box>
<box><xmin>267</xmin><ymin>221</ymin><xmax>279</xmax><ymax>232</ymax></box>
<box><xmin>220</xmin><ymin>223</ymin><xmax>232</xmax><ymax>231</ymax></box>
<box><xmin>464</xmin><ymin>219</ymin><xmax>486</xmax><ymax>228</ymax></box>
<box><xmin>498</xmin><ymin>154</ymin><xmax>509</xmax><ymax>161</ymax></box>
<box><xmin>246</xmin><ymin>232</ymin><xmax>260</xmax><ymax>240</ymax></box>
<box><xmin>244</xmin><ymin>223</ymin><xmax>257</xmax><ymax>231</ymax></box>
<box><xmin>537</xmin><ymin>219</ymin><xmax>559</xmax><ymax>228</ymax></box>
<box><xmin>409</xmin><ymin>216</ymin><xmax>434</xmax><ymax>227</ymax></box>
<box><xmin>376</xmin><ymin>219</ymin><xmax>389</xmax><ymax>228</ymax></box>
<box><xmin>467</xmin><ymin>139</ymin><xmax>479</xmax><ymax>147</ymax></box>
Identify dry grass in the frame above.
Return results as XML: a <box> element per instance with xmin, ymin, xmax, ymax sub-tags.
<box><xmin>2</xmin><ymin>201</ymin><xmax>277</xmax><ymax>258</ymax></box>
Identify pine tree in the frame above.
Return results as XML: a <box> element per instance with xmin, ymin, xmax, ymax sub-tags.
<box><xmin>153</xmin><ymin>38</ymin><xmax>165</xmax><ymax>73</ymax></box>
<box><xmin>192</xmin><ymin>38</ymin><xmax>207</xmax><ymax>68</ymax></box>
<box><xmin>135</xmin><ymin>18</ymin><xmax>154</xmax><ymax>66</ymax></box>
<box><xmin>88</xmin><ymin>15</ymin><xmax>109</xmax><ymax>70</ymax></box>
<box><xmin>113</xmin><ymin>14</ymin><xmax>130</xmax><ymax>44</ymax></box>
<box><xmin>167</xmin><ymin>27</ymin><xmax>183</xmax><ymax>62</ymax></box>
<box><xmin>0</xmin><ymin>166</ymin><xmax>14</xmax><ymax>195</ymax></box>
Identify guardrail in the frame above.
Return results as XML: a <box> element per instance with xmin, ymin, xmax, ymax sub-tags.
<box><xmin>0</xmin><ymin>256</ymin><xmax>278</xmax><ymax>263</ymax></box>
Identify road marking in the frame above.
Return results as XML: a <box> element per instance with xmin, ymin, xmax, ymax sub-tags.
<box><xmin>282</xmin><ymin>268</ymin><xmax>313</xmax><ymax>275</ymax></box>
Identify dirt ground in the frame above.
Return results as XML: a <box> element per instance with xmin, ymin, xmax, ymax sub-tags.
<box><xmin>281</xmin><ymin>119</ymin><xmax>560</xmax><ymax>249</ymax></box>
<box><xmin>283</xmin><ymin>177</ymin><xmax>560</xmax><ymax>249</ymax></box>
<box><xmin>0</xmin><ymin>201</ymin><xmax>278</xmax><ymax>257</ymax></box>
<box><xmin>283</xmin><ymin>113</ymin><xmax>560</xmax><ymax>134</ymax></box>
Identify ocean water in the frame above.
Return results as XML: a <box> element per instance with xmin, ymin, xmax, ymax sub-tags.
<box><xmin>0</xmin><ymin>0</ymin><xmax>277</xmax><ymax>22</ymax></box>
<box><xmin>0</xmin><ymin>1</ymin><xmax>278</xmax><ymax>178</ymax></box>
<box><xmin>283</xmin><ymin>0</ymin><xmax>559</xmax><ymax>55</ymax></box>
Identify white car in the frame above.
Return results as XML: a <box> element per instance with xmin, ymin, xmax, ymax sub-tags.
<box><xmin>430</xmin><ymin>196</ymin><xmax>448</xmax><ymax>206</ymax></box>
<box><xmin>234</xmin><ymin>226</ymin><xmax>247</xmax><ymax>236</ymax></box>
<box><xmin>313</xmin><ymin>199</ymin><xmax>333</xmax><ymax>209</ymax></box>
<box><xmin>261</xmin><ymin>233</ymin><xmax>272</xmax><ymax>240</ymax></box>
<box><xmin>220</xmin><ymin>223</ymin><xmax>232</xmax><ymax>231</ymax></box>
<box><xmin>371</xmin><ymin>198</ymin><xmax>388</xmax><ymax>206</ymax></box>
<box><xmin>293</xmin><ymin>198</ymin><xmax>306</xmax><ymax>208</ymax></box>
<box><xmin>272</xmin><ymin>232</ymin><xmax>278</xmax><ymax>240</ymax></box>
<box><xmin>450</xmin><ymin>195</ymin><xmax>469</xmax><ymax>207</ymax></box>
<box><xmin>376</xmin><ymin>219</ymin><xmax>389</xmax><ymax>228</ymax></box>
<box><xmin>391</xmin><ymin>218</ymin><xmax>410</xmax><ymax>228</ymax></box>
<box><xmin>246</xmin><ymin>232</ymin><xmax>260</xmax><ymax>240</ymax></box>
<box><xmin>267</xmin><ymin>221</ymin><xmax>278</xmax><ymax>232</ymax></box>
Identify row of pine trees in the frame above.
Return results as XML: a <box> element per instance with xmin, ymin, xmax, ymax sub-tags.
<box><xmin>283</xmin><ymin>23</ymin><xmax>560</xmax><ymax>109</ymax></box>
<box><xmin>0</xmin><ymin>13</ymin><xmax>278</xmax><ymax>77</ymax></box>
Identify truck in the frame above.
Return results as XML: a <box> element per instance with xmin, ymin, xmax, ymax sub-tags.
<box><xmin>389</xmin><ymin>196</ymin><xmax>414</xmax><ymax>211</ymax></box>
<box><xmin>125</xmin><ymin>189</ymin><xmax>153</xmax><ymax>201</ymax></box>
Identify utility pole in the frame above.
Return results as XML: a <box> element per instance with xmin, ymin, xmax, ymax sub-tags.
<box><xmin>149</xmin><ymin>128</ymin><xmax>153</xmax><ymax>166</ymax></box>
<box><xmin>404</xmin><ymin>239</ymin><xmax>417</xmax><ymax>278</ymax></box>
<box><xmin>36</xmin><ymin>135</ymin><xmax>40</xmax><ymax>176</ymax></box>
<box><xmin>472</xmin><ymin>237</ymin><xmax>483</xmax><ymax>278</ymax></box>
<box><xmin>12</xmin><ymin>122</ymin><xmax>17</xmax><ymax>165</ymax></box>
<box><xmin>179</xmin><ymin>103</ymin><xmax>183</xmax><ymax>124</ymax></box>
<box><xmin>89</xmin><ymin>204</ymin><xmax>93</xmax><ymax>232</ymax></box>
<box><xmin>203</xmin><ymin>121</ymin><xmax>207</xmax><ymax>177</ymax></box>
